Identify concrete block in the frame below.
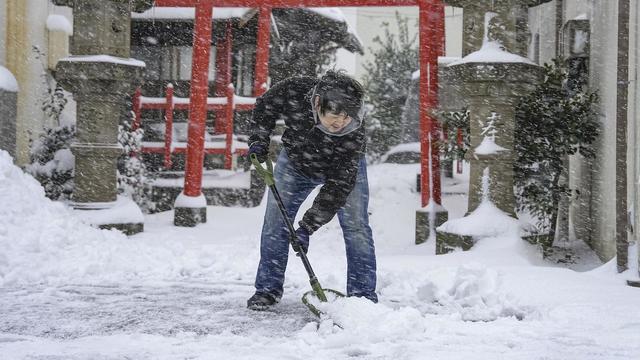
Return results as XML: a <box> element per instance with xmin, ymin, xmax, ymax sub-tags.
<box><xmin>415</xmin><ymin>206</ymin><xmax>449</xmax><ymax>245</ymax></box>
<box><xmin>174</xmin><ymin>207</ymin><xmax>207</xmax><ymax>227</ymax></box>
<box><xmin>435</xmin><ymin>231</ymin><xmax>474</xmax><ymax>255</ymax></box>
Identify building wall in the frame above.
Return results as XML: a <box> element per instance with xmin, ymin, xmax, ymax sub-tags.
<box><xmin>528</xmin><ymin>1</ymin><xmax>557</xmax><ymax>64</ymax></box>
<box><xmin>526</xmin><ymin>0</ymin><xmax>630</xmax><ymax>261</ymax></box>
<box><xmin>588</xmin><ymin>0</ymin><xmax>619</xmax><ymax>260</ymax></box>
<box><xmin>0</xmin><ymin>1</ymin><xmax>7</xmax><ymax>65</ymax></box>
<box><xmin>630</xmin><ymin>0</ymin><xmax>640</xmax><ymax>271</ymax></box>
<box><xmin>4</xmin><ymin>0</ymin><xmax>73</xmax><ymax>165</ymax></box>
<box><xmin>564</xmin><ymin>0</ymin><xmax>592</xmax><ymax>20</ymax></box>
<box><xmin>6</xmin><ymin>0</ymin><xmax>49</xmax><ymax>165</ymax></box>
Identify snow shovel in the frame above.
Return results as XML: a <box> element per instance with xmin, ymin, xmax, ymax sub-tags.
<box><xmin>251</xmin><ymin>154</ymin><xmax>344</xmax><ymax>317</ymax></box>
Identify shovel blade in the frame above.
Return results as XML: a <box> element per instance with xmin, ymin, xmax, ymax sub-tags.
<box><xmin>301</xmin><ymin>288</ymin><xmax>345</xmax><ymax>317</ymax></box>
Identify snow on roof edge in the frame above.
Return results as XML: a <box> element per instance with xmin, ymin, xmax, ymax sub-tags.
<box><xmin>448</xmin><ymin>41</ymin><xmax>535</xmax><ymax>66</ymax></box>
<box><xmin>132</xmin><ymin>7</ymin><xmax>251</xmax><ymax>20</ymax></box>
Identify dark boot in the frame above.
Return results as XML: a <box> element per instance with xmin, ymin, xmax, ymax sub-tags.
<box><xmin>247</xmin><ymin>292</ymin><xmax>278</xmax><ymax>310</ymax></box>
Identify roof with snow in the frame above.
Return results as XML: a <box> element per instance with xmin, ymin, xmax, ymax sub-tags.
<box><xmin>131</xmin><ymin>6</ymin><xmax>362</xmax><ymax>54</ymax></box>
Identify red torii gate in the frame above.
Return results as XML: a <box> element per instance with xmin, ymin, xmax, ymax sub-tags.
<box><xmin>154</xmin><ymin>0</ymin><xmax>445</xmax><ymax>212</ymax></box>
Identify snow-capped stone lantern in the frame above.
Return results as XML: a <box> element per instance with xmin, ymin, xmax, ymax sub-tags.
<box><xmin>52</xmin><ymin>0</ymin><xmax>153</xmax><ymax>235</ymax></box>
<box><xmin>436</xmin><ymin>0</ymin><xmax>544</xmax><ymax>254</ymax></box>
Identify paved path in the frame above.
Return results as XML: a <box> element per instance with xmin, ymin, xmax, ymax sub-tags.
<box><xmin>0</xmin><ymin>282</ymin><xmax>315</xmax><ymax>341</ymax></box>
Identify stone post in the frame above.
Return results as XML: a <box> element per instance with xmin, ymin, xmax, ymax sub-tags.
<box><xmin>436</xmin><ymin>1</ymin><xmax>546</xmax><ymax>253</ymax></box>
<box><xmin>455</xmin><ymin>62</ymin><xmax>540</xmax><ymax>216</ymax></box>
<box><xmin>53</xmin><ymin>0</ymin><xmax>153</xmax><ymax>235</ymax></box>
<box><xmin>448</xmin><ymin>0</ymin><xmax>537</xmax><ymax>57</ymax></box>
<box><xmin>0</xmin><ymin>66</ymin><xmax>18</xmax><ymax>159</ymax></box>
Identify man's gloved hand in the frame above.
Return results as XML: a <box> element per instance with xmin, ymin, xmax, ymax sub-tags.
<box><xmin>294</xmin><ymin>226</ymin><xmax>310</xmax><ymax>255</ymax></box>
<box><xmin>248</xmin><ymin>141</ymin><xmax>269</xmax><ymax>163</ymax></box>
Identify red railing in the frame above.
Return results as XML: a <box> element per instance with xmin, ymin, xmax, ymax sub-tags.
<box><xmin>132</xmin><ymin>83</ymin><xmax>255</xmax><ymax>170</ymax></box>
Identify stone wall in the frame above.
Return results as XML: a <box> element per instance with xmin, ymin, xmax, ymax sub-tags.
<box><xmin>0</xmin><ymin>88</ymin><xmax>18</xmax><ymax>158</ymax></box>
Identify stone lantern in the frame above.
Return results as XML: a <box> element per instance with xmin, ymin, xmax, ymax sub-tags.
<box><xmin>446</xmin><ymin>0</ymin><xmax>549</xmax><ymax>57</ymax></box>
<box><xmin>53</xmin><ymin>0</ymin><xmax>153</xmax><ymax>235</ymax></box>
<box><xmin>436</xmin><ymin>1</ymin><xmax>547</xmax><ymax>253</ymax></box>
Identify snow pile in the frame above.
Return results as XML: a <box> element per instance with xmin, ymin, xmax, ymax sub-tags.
<box><xmin>450</xmin><ymin>40</ymin><xmax>534</xmax><ymax>66</ymax></box>
<box><xmin>438</xmin><ymin>168</ymin><xmax>519</xmax><ymax>238</ymax></box>
<box><xmin>314</xmin><ymin>296</ymin><xmax>426</xmax><ymax>341</ymax></box>
<box><xmin>0</xmin><ymin>150</ymin><xmax>216</xmax><ymax>286</ymax></box>
<box><xmin>60</xmin><ymin>55</ymin><xmax>145</xmax><ymax>67</ymax></box>
<box><xmin>0</xmin><ymin>66</ymin><xmax>19</xmax><ymax>92</ymax></box>
<box><xmin>474</xmin><ymin>136</ymin><xmax>507</xmax><ymax>155</ymax></box>
<box><xmin>378</xmin><ymin>264</ymin><xmax>529</xmax><ymax>322</ymax></box>
<box><xmin>438</xmin><ymin>200</ymin><xmax>519</xmax><ymax>237</ymax></box>
<box><xmin>306</xmin><ymin>263</ymin><xmax>529</xmax><ymax>347</ymax></box>
<box><xmin>415</xmin><ymin>264</ymin><xmax>527</xmax><ymax>321</ymax></box>
<box><xmin>73</xmin><ymin>196</ymin><xmax>144</xmax><ymax>225</ymax></box>
<box><xmin>46</xmin><ymin>14</ymin><xmax>73</xmax><ymax>35</ymax></box>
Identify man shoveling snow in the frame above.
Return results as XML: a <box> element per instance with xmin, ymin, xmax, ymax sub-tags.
<box><xmin>246</xmin><ymin>70</ymin><xmax>377</xmax><ymax>311</ymax></box>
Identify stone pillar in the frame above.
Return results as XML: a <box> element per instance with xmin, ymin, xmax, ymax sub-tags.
<box><xmin>457</xmin><ymin>63</ymin><xmax>540</xmax><ymax>216</ymax></box>
<box><xmin>447</xmin><ymin>0</ymin><xmax>546</xmax><ymax>56</ymax></box>
<box><xmin>435</xmin><ymin>1</ymin><xmax>546</xmax><ymax>253</ymax></box>
<box><xmin>0</xmin><ymin>66</ymin><xmax>18</xmax><ymax>159</ymax></box>
<box><xmin>53</xmin><ymin>0</ymin><xmax>153</xmax><ymax>235</ymax></box>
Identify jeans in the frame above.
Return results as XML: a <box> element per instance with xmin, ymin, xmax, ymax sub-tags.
<box><xmin>254</xmin><ymin>150</ymin><xmax>377</xmax><ymax>302</ymax></box>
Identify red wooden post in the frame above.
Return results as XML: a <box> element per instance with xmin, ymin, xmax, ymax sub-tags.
<box><xmin>183</xmin><ymin>4</ymin><xmax>213</xmax><ymax>197</ymax></box>
<box><xmin>214</xmin><ymin>20</ymin><xmax>233</xmax><ymax>135</ymax></box>
<box><xmin>132</xmin><ymin>87</ymin><xmax>142</xmax><ymax>131</ymax></box>
<box><xmin>164</xmin><ymin>83</ymin><xmax>175</xmax><ymax>169</ymax></box>
<box><xmin>224</xmin><ymin>83</ymin><xmax>235</xmax><ymax>169</ymax></box>
<box><xmin>418</xmin><ymin>0</ymin><xmax>444</xmax><ymax>207</ymax></box>
<box><xmin>253</xmin><ymin>6</ymin><xmax>272</xmax><ymax>97</ymax></box>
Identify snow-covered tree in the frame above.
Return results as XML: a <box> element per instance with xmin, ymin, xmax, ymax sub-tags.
<box><xmin>26</xmin><ymin>125</ymin><xmax>76</xmax><ymax>201</ymax></box>
<box><xmin>362</xmin><ymin>13</ymin><xmax>419</xmax><ymax>160</ymax></box>
<box><xmin>514</xmin><ymin>58</ymin><xmax>599</xmax><ymax>236</ymax></box>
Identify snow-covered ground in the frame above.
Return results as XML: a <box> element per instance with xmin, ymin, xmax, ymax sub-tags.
<box><xmin>1</xmin><ymin>150</ymin><xmax>639</xmax><ymax>359</ymax></box>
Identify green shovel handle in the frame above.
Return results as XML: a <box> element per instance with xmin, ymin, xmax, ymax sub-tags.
<box><xmin>250</xmin><ymin>153</ymin><xmax>274</xmax><ymax>186</ymax></box>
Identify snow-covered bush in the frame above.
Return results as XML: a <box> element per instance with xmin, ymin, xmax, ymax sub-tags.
<box><xmin>117</xmin><ymin>116</ymin><xmax>156</xmax><ymax>213</ymax></box>
<box><xmin>26</xmin><ymin>46</ymin><xmax>74</xmax><ymax>201</ymax></box>
<box><xmin>362</xmin><ymin>13</ymin><xmax>418</xmax><ymax>161</ymax></box>
<box><xmin>515</xmin><ymin>58</ymin><xmax>599</xmax><ymax>235</ymax></box>
<box><xmin>26</xmin><ymin>125</ymin><xmax>76</xmax><ymax>201</ymax></box>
